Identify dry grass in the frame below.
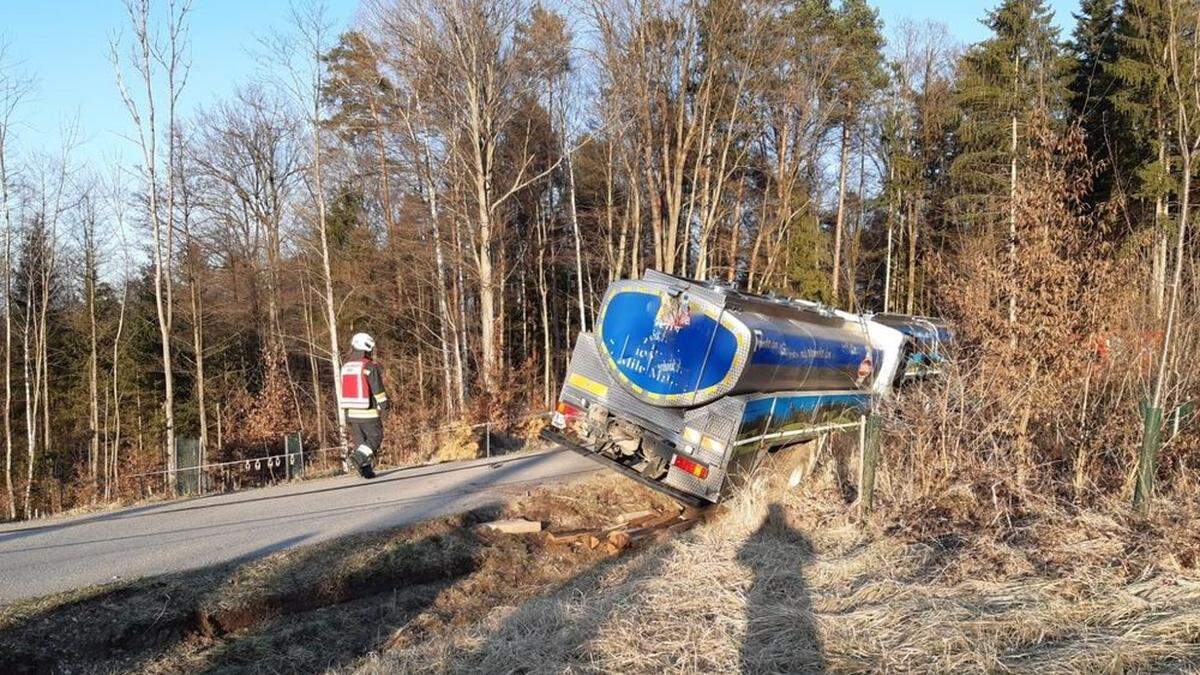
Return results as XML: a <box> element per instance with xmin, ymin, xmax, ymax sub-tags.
<box><xmin>363</xmin><ymin>452</ymin><xmax>1200</xmax><ymax>674</ymax></box>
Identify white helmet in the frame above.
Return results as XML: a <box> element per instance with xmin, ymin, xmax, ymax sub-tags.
<box><xmin>350</xmin><ymin>332</ymin><xmax>375</xmax><ymax>352</ymax></box>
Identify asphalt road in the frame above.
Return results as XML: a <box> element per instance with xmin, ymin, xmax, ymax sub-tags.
<box><xmin>0</xmin><ymin>448</ymin><xmax>596</xmax><ymax>604</ymax></box>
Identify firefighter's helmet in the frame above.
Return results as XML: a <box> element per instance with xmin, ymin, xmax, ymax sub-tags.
<box><xmin>350</xmin><ymin>332</ymin><xmax>375</xmax><ymax>352</ymax></box>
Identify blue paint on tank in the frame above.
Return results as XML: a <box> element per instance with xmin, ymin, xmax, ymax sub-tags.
<box><xmin>600</xmin><ymin>291</ymin><xmax>739</xmax><ymax>396</ymax></box>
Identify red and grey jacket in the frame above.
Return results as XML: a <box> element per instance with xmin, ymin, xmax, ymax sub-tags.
<box><xmin>341</xmin><ymin>349</ymin><xmax>389</xmax><ymax>420</ymax></box>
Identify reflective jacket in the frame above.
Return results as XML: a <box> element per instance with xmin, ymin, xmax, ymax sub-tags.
<box><xmin>344</xmin><ymin>349</ymin><xmax>389</xmax><ymax>420</ymax></box>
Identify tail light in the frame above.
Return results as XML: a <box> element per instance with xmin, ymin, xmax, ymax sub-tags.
<box><xmin>552</xmin><ymin>401</ymin><xmax>582</xmax><ymax>429</ymax></box>
<box><xmin>672</xmin><ymin>454</ymin><xmax>709</xmax><ymax>479</ymax></box>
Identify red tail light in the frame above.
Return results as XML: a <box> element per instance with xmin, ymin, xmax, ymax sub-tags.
<box><xmin>672</xmin><ymin>454</ymin><xmax>709</xmax><ymax>479</ymax></box>
<box><xmin>556</xmin><ymin>401</ymin><xmax>581</xmax><ymax>418</ymax></box>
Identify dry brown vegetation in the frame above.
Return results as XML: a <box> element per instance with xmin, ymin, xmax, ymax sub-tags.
<box><xmin>364</xmin><ymin>454</ymin><xmax>1200</xmax><ymax>674</ymax></box>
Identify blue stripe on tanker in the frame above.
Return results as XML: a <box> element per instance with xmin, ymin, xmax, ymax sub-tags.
<box><xmin>736</xmin><ymin>391</ymin><xmax>871</xmax><ymax>444</ymax></box>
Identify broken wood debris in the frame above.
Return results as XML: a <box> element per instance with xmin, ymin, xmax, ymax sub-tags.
<box><xmin>616</xmin><ymin>509</ymin><xmax>655</xmax><ymax>525</ymax></box>
<box><xmin>543</xmin><ymin>505</ymin><xmax>706</xmax><ymax>554</ymax></box>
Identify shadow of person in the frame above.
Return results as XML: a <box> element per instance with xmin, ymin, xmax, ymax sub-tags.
<box><xmin>737</xmin><ymin>503</ymin><xmax>825</xmax><ymax>674</ymax></box>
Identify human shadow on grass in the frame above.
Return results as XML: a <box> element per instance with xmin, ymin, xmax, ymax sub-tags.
<box><xmin>448</xmin><ymin>503</ymin><xmax>824</xmax><ymax>674</ymax></box>
<box><xmin>737</xmin><ymin>503</ymin><xmax>824</xmax><ymax>673</ymax></box>
<box><xmin>448</xmin><ymin>536</ymin><xmax>676</xmax><ymax>673</ymax></box>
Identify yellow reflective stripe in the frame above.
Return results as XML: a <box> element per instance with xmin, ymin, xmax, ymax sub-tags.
<box><xmin>346</xmin><ymin>408</ymin><xmax>380</xmax><ymax>419</ymax></box>
<box><xmin>374</xmin><ymin>393</ymin><xmax>388</xmax><ymax>401</ymax></box>
<box><xmin>566</xmin><ymin>373</ymin><xmax>608</xmax><ymax>398</ymax></box>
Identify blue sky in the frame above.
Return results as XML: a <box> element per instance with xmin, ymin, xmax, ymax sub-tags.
<box><xmin>2</xmin><ymin>0</ymin><xmax>1081</xmax><ymax>166</ymax></box>
<box><xmin>2</xmin><ymin>0</ymin><xmax>358</xmax><ymax>165</ymax></box>
<box><xmin>874</xmin><ymin>0</ymin><xmax>1080</xmax><ymax>45</ymax></box>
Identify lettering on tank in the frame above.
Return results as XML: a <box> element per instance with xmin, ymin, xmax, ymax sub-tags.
<box><xmin>756</xmin><ymin>335</ymin><xmax>834</xmax><ymax>363</ymax></box>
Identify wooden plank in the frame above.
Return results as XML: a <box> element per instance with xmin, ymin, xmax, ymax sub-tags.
<box><xmin>617</xmin><ymin>509</ymin><xmax>656</xmax><ymax>525</ymax></box>
<box><xmin>481</xmin><ymin>518</ymin><xmax>542</xmax><ymax>534</ymax></box>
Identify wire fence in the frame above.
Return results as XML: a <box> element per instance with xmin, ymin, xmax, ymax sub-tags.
<box><xmin>120</xmin><ymin>412</ymin><xmax>554</xmax><ymax>498</ymax></box>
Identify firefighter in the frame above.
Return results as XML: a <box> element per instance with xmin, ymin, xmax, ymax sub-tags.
<box><xmin>338</xmin><ymin>332</ymin><xmax>389</xmax><ymax>478</ymax></box>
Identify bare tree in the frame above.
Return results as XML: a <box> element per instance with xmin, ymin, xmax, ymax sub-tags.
<box><xmin>20</xmin><ymin>138</ymin><xmax>72</xmax><ymax>517</ymax></box>
<box><xmin>111</xmin><ymin>0</ymin><xmax>191</xmax><ymax>493</ymax></box>
<box><xmin>103</xmin><ymin>169</ymin><xmax>132</xmax><ymax>500</ymax></box>
<box><xmin>264</xmin><ymin>0</ymin><xmax>347</xmax><ymax>443</ymax></box>
<box><xmin>377</xmin><ymin>0</ymin><xmax>564</xmax><ymax>393</ymax></box>
<box><xmin>77</xmin><ymin>187</ymin><xmax>102</xmax><ymax>483</ymax></box>
<box><xmin>0</xmin><ymin>42</ymin><xmax>32</xmax><ymax>519</ymax></box>
<box><xmin>1152</xmin><ymin>1</ymin><xmax>1200</xmax><ymax>416</ymax></box>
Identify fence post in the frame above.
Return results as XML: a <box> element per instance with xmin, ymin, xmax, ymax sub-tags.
<box><xmin>284</xmin><ymin>432</ymin><xmax>304</xmax><ymax>481</ymax></box>
<box><xmin>858</xmin><ymin>414</ymin><xmax>882</xmax><ymax>515</ymax></box>
<box><xmin>486</xmin><ymin>422</ymin><xmax>491</xmax><ymax>458</ymax></box>
<box><xmin>174</xmin><ymin>437</ymin><xmax>200</xmax><ymax>496</ymax></box>
<box><xmin>1134</xmin><ymin>404</ymin><xmax>1163</xmax><ymax>516</ymax></box>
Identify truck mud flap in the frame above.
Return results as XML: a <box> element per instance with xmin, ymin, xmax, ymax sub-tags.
<box><xmin>541</xmin><ymin>428</ymin><xmax>708</xmax><ymax>508</ymax></box>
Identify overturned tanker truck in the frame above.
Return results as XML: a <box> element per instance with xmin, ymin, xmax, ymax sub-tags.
<box><xmin>543</xmin><ymin>270</ymin><xmax>951</xmax><ymax>505</ymax></box>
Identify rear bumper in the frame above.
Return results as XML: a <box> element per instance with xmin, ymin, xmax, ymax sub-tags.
<box><xmin>540</xmin><ymin>428</ymin><xmax>709</xmax><ymax>507</ymax></box>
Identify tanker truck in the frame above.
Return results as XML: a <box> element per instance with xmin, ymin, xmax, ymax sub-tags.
<box><xmin>544</xmin><ymin>270</ymin><xmax>950</xmax><ymax>505</ymax></box>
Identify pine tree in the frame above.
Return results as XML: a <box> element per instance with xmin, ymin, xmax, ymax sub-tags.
<box><xmin>1069</xmin><ymin>0</ymin><xmax>1121</xmax><ymax>204</ymax></box>
<box><xmin>951</xmin><ymin>0</ymin><xmax>1068</xmax><ymax>231</ymax></box>
<box><xmin>1109</xmin><ymin>0</ymin><xmax>1174</xmax><ymax>313</ymax></box>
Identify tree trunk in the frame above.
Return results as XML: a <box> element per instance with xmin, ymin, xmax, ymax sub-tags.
<box><xmin>312</xmin><ymin>130</ymin><xmax>345</xmax><ymax>446</ymax></box>
<box><xmin>1008</xmin><ymin>109</ymin><xmax>1018</xmax><ymax>330</ymax></box>
<box><xmin>906</xmin><ymin>195</ymin><xmax>919</xmax><ymax>314</ymax></box>
<box><xmin>108</xmin><ymin>279</ymin><xmax>129</xmax><ymax>501</ymax></box>
<box><xmin>885</xmin><ymin>166</ymin><xmax>897</xmax><ymax>314</ymax></box>
<box><xmin>832</xmin><ymin>117</ymin><xmax>851</xmax><ymax>302</ymax></box>
<box><xmin>566</xmin><ymin>147</ymin><xmax>587</xmax><ymax>332</ymax></box>
<box><xmin>188</xmin><ymin>265</ymin><xmax>207</xmax><ymax>464</ymax></box>
<box><xmin>86</xmin><ymin>229</ymin><xmax>100</xmax><ymax>482</ymax></box>
<box><xmin>1152</xmin><ymin>137</ymin><xmax>1168</xmax><ymax>316</ymax></box>
<box><xmin>1</xmin><ymin>150</ymin><xmax>12</xmax><ymax>518</ymax></box>
<box><xmin>301</xmin><ymin>275</ymin><xmax>325</xmax><ymax>446</ymax></box>
<box><xmin>22</xmin><ymin>273</ymin><xmax>37</xmax><ymax>518</ymax></box>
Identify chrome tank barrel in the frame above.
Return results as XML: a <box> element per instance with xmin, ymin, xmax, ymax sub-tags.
<box><xmin>593</xmin><ymin>272</ymin><xmax>905</xmax><ymax>408</ymax></box>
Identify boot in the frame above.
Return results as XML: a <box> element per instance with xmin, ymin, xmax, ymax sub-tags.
<box><xmin>351</xmin><ymin>444</ymin><xmax>376</xmax><ymax>479</ymax></box>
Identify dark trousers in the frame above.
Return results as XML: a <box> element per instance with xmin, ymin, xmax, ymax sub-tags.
<box><xmin>348</xmin><ymin>417</ymin><xmax>384</xmax><ymax>456</ymax></box>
